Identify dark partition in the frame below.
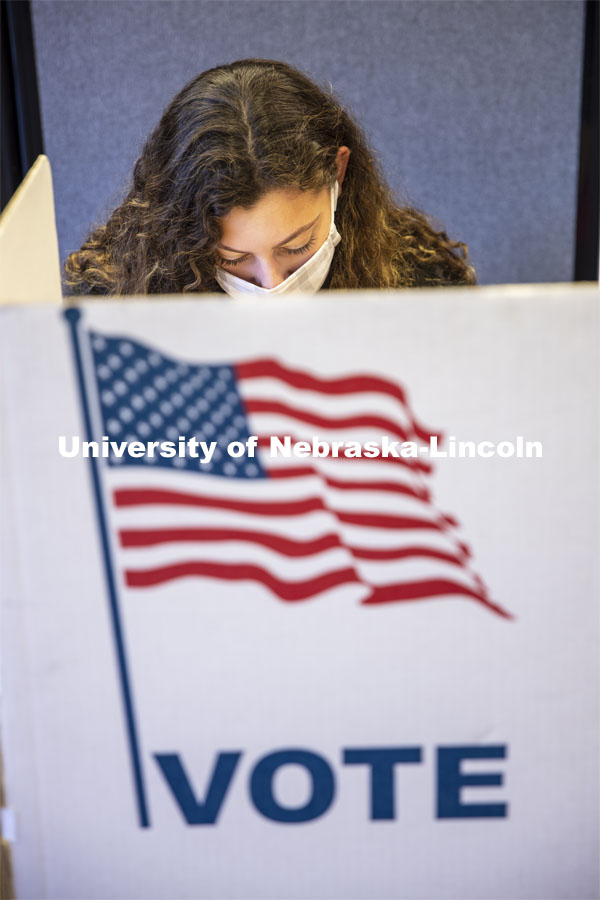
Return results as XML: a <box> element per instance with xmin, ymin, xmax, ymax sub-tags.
<box><xmin>31</xmin><ymin>0</ymin><xmax>585</xmax><ymax>285</ymax></box>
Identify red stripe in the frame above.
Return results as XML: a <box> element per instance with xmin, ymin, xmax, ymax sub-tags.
<box><xmin>245</xmin><ymin>397</ymin><xmax>411</xmax><ymax>443</ymax></box>
<box><xmin>113</xmin><ymin>487</ymin><xmax>444</xmax><ymax>531</ymax></box>
<box><xmin>362</xmin><ymin>579</ymin><xmax>512</xmax><ymax>619</ymax></box>
<box><xmin>125</xmin><ymin>563</ymin><xmax>507</xmax><ymax>615</ymax></box>
<box><xmin>235</xmin><ymin>357</ymin><xmax>438</xmax><ymax>444</ymax></box>
<box><xmin>336</xmin><ymin>511</ymin><xmax>443</xmax><ymax>530</ymax></box>
<box><xmin>266</xmin><ymin>464</ymin><xmax>430</xmax><ymax>502</ymax></box>
<box><xmin>257</xmin><ymin>435</ymin><xmax>432</xmax><ymax>474</ymax></box>
<box><xmin>115</xmin><ymin>487</ymin><xmax>325</xmax><ymax>516</ymax></box>
<box><xmin>119</xmin><ymin>527</ymin><xmax>466</xmax><ymax>565</ymax></box>
<box><xmin>125</xmin><ymin>561</ymin><xmax>362</xmax><ymax>600</ymax></box>
<box><xmin>120</xmin><ymin>527</ymin><xmax>344</xmax><ymax>554</ymax></box>
<box><xmin>351</xmin><ymin>545</ymin><xmax>466</xmax><ymax>564</ymax></box>
<box><xmin>439</xmin><ymin>513</ymin><xmax>460</xmax><ymax>528</ymax></box>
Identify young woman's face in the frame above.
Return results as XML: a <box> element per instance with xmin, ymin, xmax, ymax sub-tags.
<box><xmin>216</xmin><ymin>186</ymin><xmax>332</xmax><ymax>288</ymax></box>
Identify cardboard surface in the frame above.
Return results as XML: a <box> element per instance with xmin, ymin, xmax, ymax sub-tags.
<box><xmin>1</xmin><ymin>286</ymin><xmax>598</xmax><ymax>899</ymax></box>
<box><xmin>0</xmin><ymin>155</ymin><xmax>62</xmax><ymax>305</ymax></box>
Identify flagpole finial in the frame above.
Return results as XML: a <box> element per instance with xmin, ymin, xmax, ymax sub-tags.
<box><xmin>64</xmin><ymin>306</ymin><xmax>81</xmax><ymax>325</ymax></box>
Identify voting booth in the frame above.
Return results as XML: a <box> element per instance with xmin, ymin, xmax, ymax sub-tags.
<box><xmin>0</xmin><ymin>154</ymin><xmax>598</xmax><ymax>900</ymax></box>
<box><xmin>0</xmin><ymin>281</ymin><xmax>598</xmax><ymax>899</ymax></box>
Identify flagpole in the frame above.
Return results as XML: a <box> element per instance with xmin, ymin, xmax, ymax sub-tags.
<box><xmin>64</xmin><ymin>307</ymin><xmax>150</xmax><ymax>828</ymax></box>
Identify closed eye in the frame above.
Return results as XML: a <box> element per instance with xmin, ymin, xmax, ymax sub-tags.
<box><xmin>217</xmin><ymin>254</ymin><xmax>249</xmax><ymax>267</ymax></box>
<box><xmin>218</xmin><ymin>233</ymin><xmax>316</xmax><ymax>267</ymax></box>
<box><xmin>284</xmin><ymin>235</ymin><xmax>316</xmax><ymax>256</ymax></box>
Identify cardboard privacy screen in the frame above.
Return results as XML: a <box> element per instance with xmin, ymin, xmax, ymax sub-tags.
<box><xmin>1</xmin><ymin>286</ymin><xmax>598</xmax><ymax>900</ymax></box>
<box><xmin>0</xmin><ymin>155</ymin><xmax>62</xmax><ymax>305</ymax></box>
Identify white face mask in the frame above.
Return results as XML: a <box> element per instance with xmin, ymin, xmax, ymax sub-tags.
<box><xmin>215</xmin><ymin>182</ymin><xmax>341</xmax><ymax>298</ymax></box>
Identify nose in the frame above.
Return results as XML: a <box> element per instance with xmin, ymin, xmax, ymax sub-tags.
<box><xmin>254</xmin><ymin>258</ymin><xmax>286</xmax><ymax>289</ymax></box>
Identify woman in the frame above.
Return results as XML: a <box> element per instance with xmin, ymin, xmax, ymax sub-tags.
<box><xmin>64</xmin><ymin>58</ymin><xmax>475</xmax><ymax>296</ymax></box>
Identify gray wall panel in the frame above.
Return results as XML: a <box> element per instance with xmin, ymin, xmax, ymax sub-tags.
<box><xmin>31</xmin><ymin>0</ymin><xmax>584</xmax><ymax>285</ymax></box>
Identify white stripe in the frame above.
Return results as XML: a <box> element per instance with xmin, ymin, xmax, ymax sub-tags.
<box><xmin>112</xmin><ymin>505</ymin><xmax>465</xmax><ymax>561</ymax></box>
<box><xmin>117</xmin><ymin>546</ymin><xmax>477</xmax><ymax>594</ymax></box>
<box><xmin>112</xmin><ymin>504</ymin><xmax>340</xmax><ymax>535</ymax></box>
<box><xmin>264</xmin><ymin>452</ymin><xmax>427</xmax><ymax>486</ymax></box>
<box><xmin>250</xmin><ymin>415</ymin><xmax>417</xmax><ymax>446</ymax></box>
<box><xmin>106</xmin><ymin>466</ymin><xmax>436</xmax><ymax>518</ymax></box>
<box><xmin>338</xmin><ymin>523</ymin><xmax>464</xmax><ymax>553</ymax></box>
<box><xmin>118</xmin><ymin>542</ymin><xmax>356</xmax><ymax>579</ymax></box>
<box><xmin>353</xmin><ymin>557</ymin><xmax>480</xmax><ymax>589</ymax></box>
<box><xmin>108</xmin><ymin>465</ymin><xmax>322</xmax><ymax>499</ymax></box>
<box><xmin>238</xmin><ymin>379</ymin><xmax>417</xmax><ymax>434</ymax></box>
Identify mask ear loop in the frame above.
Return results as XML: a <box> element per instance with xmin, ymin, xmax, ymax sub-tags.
<box><xmin>332</xmin><ymin>179</ymin><xmax>339</xmax><ymax>214</ymax></box>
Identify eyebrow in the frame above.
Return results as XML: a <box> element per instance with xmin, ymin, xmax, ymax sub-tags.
<box><xmin>218</xmin><ymin>214</ymin><xmax>321</xmax><ymax>254</ymax></box>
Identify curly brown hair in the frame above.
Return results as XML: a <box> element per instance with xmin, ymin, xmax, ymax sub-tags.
<box><xmin>64</xmin><ymin>59</ymin><xmax>475</xmax><ymax>295</ymax></box>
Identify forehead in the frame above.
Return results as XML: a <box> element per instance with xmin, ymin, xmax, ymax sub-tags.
<box><xmin>218</xmin><ymin>187</ymin><xmax>328</xmax><ymax>249</ymax></box>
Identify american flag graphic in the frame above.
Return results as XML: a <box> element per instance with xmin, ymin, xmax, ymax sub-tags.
<box><xmin>87</xmin><ymin>330</ymin><xmax>509</xmax><ymax>619</ymax></box>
